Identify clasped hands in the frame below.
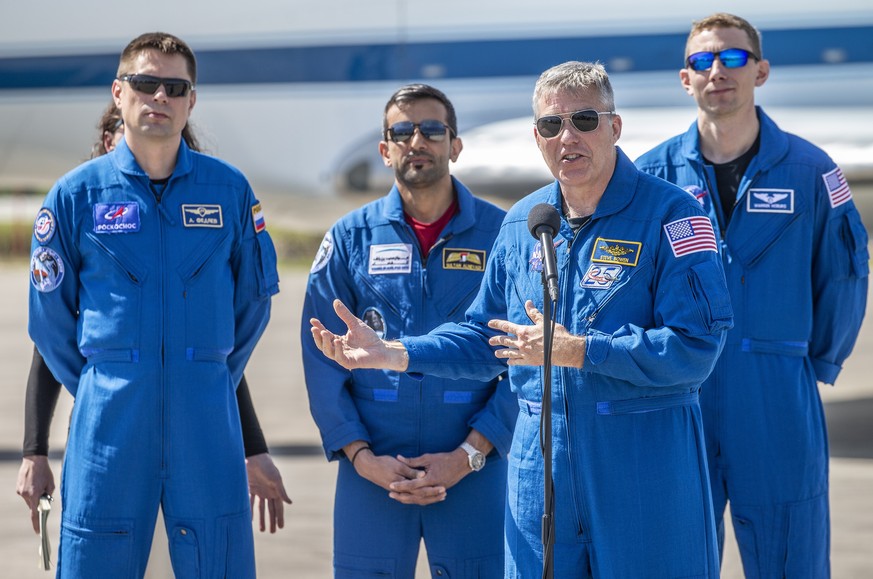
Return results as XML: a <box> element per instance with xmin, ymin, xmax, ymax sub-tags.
<box><xmin>352</xmin><ymin>447</ymin><xmax>470</xmax><ymax>506</ymax></box>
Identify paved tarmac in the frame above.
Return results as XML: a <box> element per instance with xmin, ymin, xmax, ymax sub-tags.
<box><xmin>1</xmin><ymin>188</ymin><xmax>871</xmax><ymax>578</ymax></box>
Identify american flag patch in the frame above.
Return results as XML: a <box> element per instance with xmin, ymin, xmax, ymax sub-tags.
<box><xmin>822</xmin><ymin>167</ymin><xmax>852</xmax><ymax>208</ymax></box>
<box><xmin>664</xmin><ymin>216</ymin><xmax>717</xmax><ymax>257</ymax></box>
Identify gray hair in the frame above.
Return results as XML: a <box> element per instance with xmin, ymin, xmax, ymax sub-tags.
<box><xmin>532</xmin><ymin>61</ymin><xmax>615</xmax><ymax>117</ymax></box>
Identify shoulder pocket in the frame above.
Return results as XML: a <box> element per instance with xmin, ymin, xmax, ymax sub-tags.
<box><xmin>687</xmin><ymin>260</ymin><xmax>733</xmax><ymax>334</ymax></box>
<box><xmin>840</xmin><ymin>211</ymin><xmax>870</xmax><ymax>279</ymax></box>
<box><xmin>255</xmin><ymin>232</ymin><xmax>280</xmax><ymax>298</ymax></box>
<box><xmin>236</xmin><ymin>232</ymin><xmax>280</xmax><ymax>301</ymax></box>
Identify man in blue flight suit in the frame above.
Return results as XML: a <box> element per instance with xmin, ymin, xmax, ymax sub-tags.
<box><xmin>301</xmin><ymin>84</ymin><xmax>517</xmax><ymax>578</ymax></box>
<box><xmin>635</xmin><ymin>13</ymin><xmax>868</xmax><ymax>578</ymax></box>
<box><xmin>309</xmin><ymin>62</ymin><xmax>733</xmax><ymax>578</ymax></box>
<box><xmin>28</xmin><ymin>32</ymin><xmax>279</xmax><ymax>578</ymax></box>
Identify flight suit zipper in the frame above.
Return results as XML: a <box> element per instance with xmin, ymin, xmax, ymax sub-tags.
<box><xmin>83</xmin><ymin>233</ymin><xmax>143</xmax><ymax>285</ymax></box>
<box><xmin>701</xmin><ymin>168</ymin><xmax>727</xmax><ymax>239</ymax></box>
<box><xmin>150</xmin><ymin>180</ymin><xmax>170</xmax><ymax>476</ymax></box>
<box><xmin>419</xmin><ymin>229</ymin><xmax>454</xmax><ymax>453</ymax></box>
<box><xmin>560</xmin><ymin>225</ymin><xmax>591</xmax><ymax>538</ymax></box>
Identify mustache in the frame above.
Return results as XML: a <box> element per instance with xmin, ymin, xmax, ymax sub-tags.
<box><xmin>402</xmin><ymin>152</ymin><xmax>434</xmax><ymax>164</ymax></box>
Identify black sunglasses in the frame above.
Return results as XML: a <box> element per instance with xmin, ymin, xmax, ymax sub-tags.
<box><xmin>118</xmin><ymin>74</ymin><xmax>194</xmax><ymax>98</ymax></box>
<box><xmin>535</xmin><ymin>109</ymin><xmax>614</xmax><ymax>139</ymax></box>
<box><xmin>386</xmin><ymin>120</ymin><xmax>453</xmax><ymax>143</ymax></box>
<box><xmin>685</xmin><ymin>48</ymin><xmax>759</xmax><ymax>72</ymax></box>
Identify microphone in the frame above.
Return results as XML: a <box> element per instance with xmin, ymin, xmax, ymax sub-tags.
<box><xmin>527</xmin><ymin>203</ymin><xmax>561</xmax><ymax>302</ymax></box>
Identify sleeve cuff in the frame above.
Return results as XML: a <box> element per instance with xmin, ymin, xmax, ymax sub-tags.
<box><xmin>585</xmin><ymin>330</ymin><xmax>612</xmax><ymax>366</ymax></box>
<box><xmin>812</xmin><ymin>357</ymin><xmax>841</xmax><ymax>385</ymax></box>
<box><xmin>470</xmin><ymin>415</ymin><xmax>514</xmax><ymax>458</ymax></box>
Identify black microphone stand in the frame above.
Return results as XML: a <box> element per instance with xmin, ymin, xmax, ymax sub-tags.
<box><xmin>540</xmin><ymin>273</ymin><xmax>556</xmax><ymax>579</ymax></box>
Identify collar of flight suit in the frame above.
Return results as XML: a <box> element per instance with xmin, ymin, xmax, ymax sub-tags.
<box><xmin>381</xmin><ymin>175</ymin><xmax>479</xmax><ymax>236</ymax></box>
<box><xmin>109</xmin><ymin>135</ymin><xmax>194</xmax><ymax>182</ymax></box>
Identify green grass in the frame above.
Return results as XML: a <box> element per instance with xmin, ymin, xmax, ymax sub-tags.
<box><xmin>268</xmin><ymin>228</ymin><xmax>324</xmax><ymax>268</ymax></box>
<box><xmin>0</xmin><ymin>222</ymin><xmax>35</xmax><ymax>257</ymax></box>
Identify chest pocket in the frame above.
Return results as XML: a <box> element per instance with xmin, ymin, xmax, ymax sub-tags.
<box><xmin>431</xmin><ymin>268</ymin><xmax>485</xmax><ymax>321</ymax></box>
<box><xmin>576</xmin><ymin>258</ymin><xmax>653</xmax><ymax>334</ymax></box>
<box><xmin>729</xmin><ymin>194</ymin><xmax>806</xmax><ymax>268</ymax></box>
<box><xmin>352</xmin><ymin>269</ymin><xmax>414</xmax><ymax>341</ymax></box>
<box><xmin>505</xmin><ymin>245</ymin><xmax>543</xmax><ymax>321</ymax></box>
<box><xmin>177</xmin><ymin>230</ymin><xmax>234</xmax><ymax>356</ymax></box>
<box><xmin>81</xmin><ymin>232</ymin><xmax>148</xmax><ymax>350</ymax></box>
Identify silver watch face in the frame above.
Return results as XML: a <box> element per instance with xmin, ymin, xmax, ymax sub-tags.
<box><xmin>469</xmin><ymin>451</ymin><xmax>485</xmax><ymax>471</ymax></box>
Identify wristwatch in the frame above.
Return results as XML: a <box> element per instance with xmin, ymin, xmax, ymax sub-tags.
<box><xmin>460</xmin><ymin>442</ymin><xmax>486</xmax><ymax>472</ymax></box>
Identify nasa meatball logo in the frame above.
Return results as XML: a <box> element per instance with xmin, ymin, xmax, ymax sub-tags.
<box><xmin>683</xmin><ymin>185</ymin><xmax>708</xmax><ymax>206</ymax></box>
<box><xmin>529</xmin><ymin>241</ymin><xmax>544</xmax><ymax>273</ymax></box>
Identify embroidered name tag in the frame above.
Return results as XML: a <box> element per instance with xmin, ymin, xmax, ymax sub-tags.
<box><xmin>443</xmin><ymin>248</ymin><xmax>486</xmax><ymax>271</ymax></box>
<box><xmin>580</xmin><ymin>264</ymin><xmax>623</xmax><ymax>289</ymax></box>
<box><xmin>182</xmin><ymin>204</ymin><xmax>223</xmax><ymax>228</ymax></box>
<box><xmin>747</xmin><ymin>189</ymin><xmax>794</xmax><ymax>213</ymax></box>
<box><xmin>369</xmin><ymin>243</ymin><xmax>412</xmax><ymax>275</ymax></box>
<box><xmin>94</xmin><ymin>202</ymin><xmax>140</xmax><ymax>233</ymax></box>
<box><xmin>591</xmin><ymin>238</ymin><xmax>642</xmax><ymax>266</ymax></box>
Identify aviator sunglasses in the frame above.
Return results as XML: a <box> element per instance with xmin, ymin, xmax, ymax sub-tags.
<box><xmin>386</xmin><ymin>120</ymin><xmax>454</xmax><ymax>143</ymax></box>
<box><xmin>118</xmin><ymin>74</ymin><xmax>194</xmax><ymax>98</ymax></box>
<box><xmin>685</xmin><ymin>48</ymin><xmax>759</xmax><ymax>71</ymax></box>
<box><xmin>535</xmin><ymin>109</ymin><xmax>614</xmax><ymax>139</ymax></box>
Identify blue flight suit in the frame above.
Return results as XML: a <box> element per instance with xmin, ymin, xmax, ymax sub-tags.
<box><xmin>301</xmin><ymin>178</ymin><xmax>517</xmax><ymax>578</ymax></box>
<box><xmin>28</xmin><ymin>138</ymin><xmax>279</xmax><ymax>579</ymax></box>
<box><xmin>401</xmin><ymin>149</ymin><xmax>733</xmax><ymax>578</ymax></box>
<box><xmin>635</xmin><ymin>107</ymin><xmax>869</xmax><ymax>578</ymax></box>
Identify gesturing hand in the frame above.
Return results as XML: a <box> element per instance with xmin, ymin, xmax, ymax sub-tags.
<box><xmin>487</xmin><ymin>300</ymin><xmax>585</xmax><ymax>368</ymax></box>
<box><xmin>310</xmin><ymin>299</ymin><xmax>408</xmax><ymax>371</ymax></box>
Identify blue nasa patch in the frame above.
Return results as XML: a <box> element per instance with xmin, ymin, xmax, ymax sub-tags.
<box><xmin>94</xmin><ymin>202</ymin><xmax>140</xmax><ymax>234</ymax></box>
<box><xmin>529</xmin><ymin>238</ymin><xmax>565</xmax><ymax>273</ymax></box>
<box><xmin>30</xmin><ymin>247</ymin><xmax>64</xmax><ymax>293</ymax></box>
<box><xmin>529</xmin><ymin>241</ymin><xmax>544</xmax><ymax>272</ymax></box>
<box><xmin>33</xmin><ymin>207</ymin><xmax>56</xmax><ymax>244</ymax></box>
